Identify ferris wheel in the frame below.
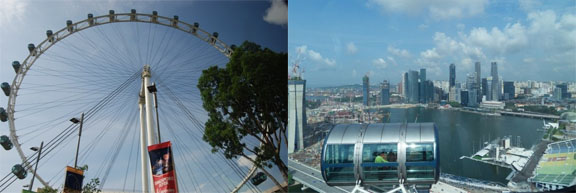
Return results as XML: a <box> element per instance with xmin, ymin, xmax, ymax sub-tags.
<box><xmin>0</xmin><ymin>9</ymin><xmax>266</xmax><ymax>192</ymax></box>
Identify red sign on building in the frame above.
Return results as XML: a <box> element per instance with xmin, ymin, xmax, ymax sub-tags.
<box><xmin>148</xmin><ymin>141</ymin><xmax>178</xmax><ymax>193</ymax></box>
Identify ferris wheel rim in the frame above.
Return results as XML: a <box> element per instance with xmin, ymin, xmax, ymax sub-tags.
<box><xmin>5</xmin><ymin>10</ymin><xmax>235</xmax><ymax>188</ymax></box>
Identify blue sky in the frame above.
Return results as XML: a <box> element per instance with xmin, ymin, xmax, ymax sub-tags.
<box><xmin>289</xmin><ymin>0</ymin><xmax>576</xmax><ymax>87</ymax></box>
<box><xmin>0</xmin><ymin>0</ymin><xmax>286</xmax><ymax>192</ymax></box>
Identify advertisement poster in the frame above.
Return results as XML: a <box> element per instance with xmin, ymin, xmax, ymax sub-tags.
<box><xmin>148</xmin><ymin>141</ymin><xmax>178</xmax><ymax>193</ymax></box>
<box><xmin>63</xmin><ymin>166</ymin><xmax>84</xmax><ymax>193</ymax></box>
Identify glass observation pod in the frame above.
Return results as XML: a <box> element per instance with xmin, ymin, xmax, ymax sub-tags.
<box><xmin>321</xmin><ymin>123</ymin><xmax>439</xmax><ymax>187</ymax></box>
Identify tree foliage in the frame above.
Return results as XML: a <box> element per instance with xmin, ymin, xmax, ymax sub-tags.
<box><xmin>198</xmin><ymin>41</ymin><xmax>288</xmax><ymax>184</ymax></box>
<box><xmin>82</xmin><ymin>178</ymin><xmax>101</xmax><ymax>193</ymax></box>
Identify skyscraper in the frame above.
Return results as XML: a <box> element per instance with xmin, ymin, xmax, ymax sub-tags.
<box><xmin>486</xmin><ymin>76</ymin><xmax>493</xmax><ymax>101</ymax></box>
<box><xmin>466</xmin><ymin>73</ymin><xmax>478</xmax><ymax>107</ymax></box>
<box><xmin>556</xmin><ymin>83</ymin><xmax>569</xmax><ymax>99</ymax></box>
<box><xmin>363</xmin><ymin>75</ymin><xmax>370</xmax><ymax>106</ymax></box>
<box><xmin>408</xmin><ymin>70</ymin><xmax>420</xmax><ymax>103</ymax></box>
<box><xmin>475</xmin><ymin>62</ymin><xmax>481</xmax><ymax>103</ymax></box>
<box><xmin>288</xmin><ymin>79</ymin><xmax>306</xmax><ymax>153</ymax></box>
<box><xmin>381</xmin><ymin>80</ymin><xmax>390</xmax><ymax>105</ymax></box>
<box><xmin>491</xmin><ymin>62</ymin><xmax>500</xmax><ymax>101</ymax></box>
<box><xmin>482</xmin><ymin>78</ymin><xmax>487</xmax><ymax>100</ymax></box>
<box><xmin>449</xmin><ymin>63</ymin><xmax>456</xmax><ymax>88</ymax></box>
<box><xmin>401</xmin><ymin>72</ymin><xmax>408</xmax><ymax>99</ymax></box>
<box><xmin>419</xmin><ymin>68</ymin><xmax>427</xmax><ymax>103</ymax></box>
<box><xmin>503</xmin><ymin>81</ymin><xmax>515</xmax><ymax>100</ymax></box>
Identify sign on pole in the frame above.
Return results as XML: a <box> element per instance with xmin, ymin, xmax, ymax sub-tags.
<box><xmin>148</xmin><ymin>141</ymin><xmax>178</xmax><ymax>193</ymax></box>
<box><xmin>63</xmin><ymin>166</ymin><xmax>84</xmax><ymax>193</ymax></box>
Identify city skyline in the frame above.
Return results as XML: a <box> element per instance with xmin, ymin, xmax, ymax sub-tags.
<box><xmin>289</xmin><ymin>0</ymin><xmax>576</xmax><ymax>87</ymax></box>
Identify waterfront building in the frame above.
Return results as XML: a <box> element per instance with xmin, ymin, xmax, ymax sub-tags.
<box><xmin>503</xmin><ymin>81</ymin><xmax>515</xmax><ymax>100</ymax></box>
<box><xmin>482</xmin><ymin>78</ymin><xmax>488</xmax><ymax>99</ymax></box>
<box><xmin>363</xmin><ymin>75</ymin><xmax>370</xmax><ymax>106</ymax></box>
<box><xmin>288</xmin><ymin>79</ymin><xmax>306</xmax><ymax>153</ymax></box>
<box><xmin>402</xmin><ymin>72</ymin><xmax>408</xmax><ymax>100</ymax></box>
<box><xmin>479</xmin><ymin>101</ymin><xmax>505</xmax><ymax>110</ymax></box>
<box><xmin>461</xmin><ymin>90</ymin><xmax>469</xmax><ymax>106</ymax></box>
<box><xmin>466</xmin><ymin>73</ymin><xmax>478</xmax><ymax>107</ymax></box>
<box><xmin>449</xmin><ymin>63</ymin><xmax>456</xmax><ymax>88</ymax></box>
<box><xmin>381</xmin><ymin>80</ymin><xmax>390</xmax><ymax>105</ymax></box>
<box><xmin>491</xmin><ymin>62</ymin><xmax>501</xmax><ymax>101</ymax></box>
<box><xmin>407</xmin><ymin>70</ymin><xmax>420</xmax><ymax>103</ymax></box>
<box><xmin>475</xmin><ymin>62</ymin><xmax>482</xmax><ymax>103</ymax></box>
<box><xmin>486</xmin><ymin>76</ymin><xmax>493</xmax><ymax>101</ymax></box>
<box><xmin>419</xmin><ymin>68</ymin><xmax>427</xmax><ymax>103</ymax></box>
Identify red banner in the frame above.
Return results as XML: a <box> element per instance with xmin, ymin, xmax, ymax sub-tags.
<box><xmin>148</xmin><ymin>141</ymin><xmax>178</xmax><ymax>193</ymax></box>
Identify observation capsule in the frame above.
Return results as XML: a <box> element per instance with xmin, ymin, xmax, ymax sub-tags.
<box><xmin>66</xmin><ymin>20</ymin><xmax>74</xmax><ymax>32</ymax></box>
<box><xmin>87</xmin><ymin>13</ymin><xmax>94</xmax><ymax>26</ymax></box>
<box><xmin>172</xmin><ymin>15</ymin><xmax>179</xmax><ymax>27</ymax></box>
<box><xmin>12</xmin><ymin>164</ymin><xmax>27</xmax><ymax>179</ymax></box>
<box><xmin>192</xmin><ymin>22</ymin><xmax>199</xmax><ymax>33</ymax></box>
<box><xmin>27</xmin><ymin>43</ymin><xmax>35</xmax><ymax>54</ymax></box>
<box><xmin>46</xmin><ymin>30</ymin><xmax>54</xmax><ymax>42</ymax></box>
<box><xmin>211</xmin><ymin>32</ymin><xmax>219</xmax><ymax>44</ymax></box>
<box><xmin>321</xmin><ymin>123</ymin><xmax>439</xmax><ymax>187</ymax></box>
<box><xmin>151</xmin><ymin>11</ymin><xmax>158</xmax><ymax>23</ymax></box>
<box><xmin>0</xmin><ymin>107</ymin><xmax>7</xmax><ymax>122</ymax></box>
<box><xmin>1</xmin><ymin>82</ymin><xmax>10</xmax><ymax>96</ymax></box>
<box><xmin>130</xmin><ymin>9</ymin><xmax>136</xmax><ymax>21</ymax></box>
<box><xmin>109</xmin><ymin>10</ymin><xmax>115</xmax><ymax>21</ymax></box>
<box><xmin>1</xmin><ymin>135</ymin><xmax>13</xmax><ymax>150</ymax></box>
<box><xmin>12</xmin><ymin>61</ymin><xmax>21</xmax><ymax>73</ymax></box>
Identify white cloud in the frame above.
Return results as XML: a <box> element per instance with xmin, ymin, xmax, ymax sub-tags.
<box><xmin>420</xmin><ymin>48</ymin><xmax>440</xmax><ymax>60</ymax></box>
<box><xmin>465</xmin><ymin>23</ymin><xmax>528</xmax><ymax>55</ymax></box>
<box><xmin>372</xmin><ymin>58</ymin><xmax>388</xmax><ymax>69</ymax></box>
<box><xmin>415</xmin><ymin>9</ymin><xmax>575</xmax><ymax>80</ymax></box>
<box><xmin>387</xmin><ymin>46</ymin><xmax>411</xmax><ymax>58</ymax></box>
<box><xmin>263</xmin><ymin>0</ymin><xmax>287</xmax><ymax>26</ymax></box>
<box><xmin>368</xmin><ymin>0</ymin><xmax>488</xmax><ymax>20</ymax></box>
<box><xmin>352</xmin><ymin>69</ymin><xmax>357</xmax><ymax>77</ymax></box>
<box><xmin>295</xmin><ymin>45</ymin><xmax>336</xmax><ymax>67</ymax></box>
<box><xmin>346</xmin><ymin>42</ymin><xmax>358</xmax><ymax>54</ymax></box>
<box><xmin>0</xmin><ymin>0</ymin><xmax>28</xmax><ymax>26</ymax></box>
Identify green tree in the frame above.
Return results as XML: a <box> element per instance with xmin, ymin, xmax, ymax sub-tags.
<box><xmin>82</xmin><ymin>178</ymin><xmax>101</xmax><ymax>193</ymax></box>
<box><xmin>198</xmin><ymin>41</ymin><xmax>287</xmax><ymax>191</ymax></box>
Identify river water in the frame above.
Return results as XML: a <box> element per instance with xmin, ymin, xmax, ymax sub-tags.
<box><xmin>381</xmin><ymin>107</ymin><xmax>545</xmax><ymax>183</ymax></box>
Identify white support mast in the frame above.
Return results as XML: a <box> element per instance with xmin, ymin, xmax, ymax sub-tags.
<box><xmin>139</xmin><ymin>91</ymin><xmax>150</xmax><ymax>193</ymax></box>
<box><xmin>142</xmin><ymin>65</ymin><xmax>158</xmax><ymax>145</ymax></box>
<box><xmin>140</xmin><ymin>65</ymin><xmax>159</xmax><ymax>193</ymax></box>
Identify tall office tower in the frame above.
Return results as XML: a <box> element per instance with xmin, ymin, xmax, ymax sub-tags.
<box><xmin>475</xmin><ymin>62</ymin><xmax>482</xmax><ymax>103</ymax></box>
<box><xmin>363</xmin><ymin>75</ymin><xmax>370</xmax><ymax>106</ymax></box>
<box><xmin>491</xmin><ymin>62</ymin><xmax>500</xmax><ymax>101</ymax></box>
<box><xmin>449</xmin><ymin>63</ymin><xmax>456</xmax><ymax>88</ymax></box>
<box><xmin>381</xmin><ymin>80</ymin><xmax>390</xmax><ymax>105</ymax></box>
<box><xmin>402</xmin><ymin>72</ymin><xmax>408</xmax><ymax>100</ymax></box>
<box><xmin>486</xmin><ymin>76</ymin><xmax>493</xmax><ymax>101</ymax></box>
<box><xmin>556</xmin><ymin>83</ymin><xmax>569</xmax><ymax>99</ymax></box>
<box><xmin>426</xmin><ymin>80</ymin><xmax>434</xmax><ymax>103</ymax></box>
<box><xmin>408</xmin><ymin>70</ymin><xmax>420</xmax><ymax>103</ymax></box>
<box><xmin>419</xmin><ymin>68</ymin><xmax>427</xmax><ymax>103</ymax></box>
<box><xmin>288</xmin><ymin>79</ymin><xmax>306</xmax><ymax>153</ymax></box>
<box><xmin>482</xmin><ymin>78</ymin><xmax>487</xmax><ymax>100</ymax></box>
<box><xmin>503</xmin><ymin>81</ymin><xmax>515</xmax><ymax>100</ymax></box>
<box><xmin>461</xmin><ymin>90</ymin><xmax>469</xmax><ymax>106</ymax></box>
<box><xmin>466</xmin><ymin>73</ymin><xmax>478</xmax><ymax>107</ymax></box>
<box><xmin>554</xmin><ymin>87</ymin><xmax>563</xmax><ymax>100</ymax></box>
